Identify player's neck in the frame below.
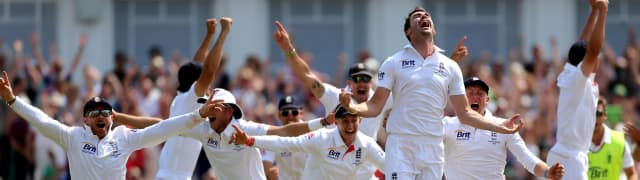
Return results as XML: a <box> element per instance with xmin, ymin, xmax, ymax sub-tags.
<box><xmin>592</xmin><ymin>124</ymin><xmax>605</xmax><ymax>145</ymax></box>
<box><xmin>410</xmin><ymin>39</ymin><xmax>436</xmax><ymax>59</ymax></box>
<box><xmin>339</xmin><ymin>132</ymin><xmax>356</xmax><ymax>146</ymax></box>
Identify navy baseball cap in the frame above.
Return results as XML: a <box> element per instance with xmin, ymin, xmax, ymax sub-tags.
<box><xmin>464</xmin><ymin>77</ymin><xmax>489</xmax><ymax>94</ymax></box>
<box><xmin>83</xmin><ymin>97</ymin><xmax>113</xmax><ymax>117</ymax></box>
<box><xmin>334</xmin><ymin>104</ymin><xmax>358</xmax><ymax>119</ymax></box>
<box><xmin>278</xmin><ymin>95</ymin><xmax>302</xmax><ymax>110</ymax></box>
<box><xmin>348</xmin><ymin>63</ymin><xmax>373</xmax><ymax>78</ymax></box>
<box><xmin>177</xmin><ymin>62</ymin><xmax>203</xmax><ymax>92</ymax></box>
<box><xmin>568</xmin><ymin>40</ymin><xmax>587</xmax><ymax>66</ymax></box>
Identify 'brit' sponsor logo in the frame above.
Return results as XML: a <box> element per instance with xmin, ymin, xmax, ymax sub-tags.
<box><xmin>378</xmin><ymin>72</ymin><xmax>385</xmax><ymax>80</ymax></box>
<box><xmin>327</xmin><ymin>149</ymin><xmax>341</xmax><ymax>160</ymax></box>
<box><xmin>401</xmin><ymin>59</ymin><xmax>416</xmax><ymax>69</ymax></box>
<box><xmin>455</xmin><ymin>130</ymin><xmax>471</xmax><ymax>141</ymax></box>
<box><xmin>207</xmin><ymin>137</ymin><xmax>219</xmax><ymax>148</ymax></box>
<box><xmin>81</xmin><ymin>142</ymin><xmax>97</xmax><ymax>155</ymax></box>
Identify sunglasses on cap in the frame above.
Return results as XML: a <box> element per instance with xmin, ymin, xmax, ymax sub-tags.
<box><xmin>351</xmin><ymin>75</ymin><xmax>372</xmax><ymax>83</ymax></box>
<box><xmin>86</xmin><ymin>110</ymin><xmax>112</xmax><ymax>118</ymax></box>
<box><xmin>280</xmin><ymin>109</ymin><xmax>300</xmax><ymax>117</ymax></box>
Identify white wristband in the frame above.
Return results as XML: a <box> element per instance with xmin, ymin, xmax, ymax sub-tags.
<box><xmin>307</xmin><ymin>118</ymin><xmax>324</xmax><ymax>131</ymax></box>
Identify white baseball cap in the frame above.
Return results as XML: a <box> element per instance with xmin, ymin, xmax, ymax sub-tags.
<box><xmin>212</xmin><ymin>88</ymin><xmax>243</xmax><ymax>119</ymax></box>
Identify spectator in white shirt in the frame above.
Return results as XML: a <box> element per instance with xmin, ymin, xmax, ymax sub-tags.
<box><xmin>547</xmin><ymin>1</ymin><xmax>608</xmax><ymax>179</ymax></box>
<box><xmin>0</xmin><ymin>70</ymin><xmax>220</xmax><ymax>180</ymax></box>
<box><xmin>443</xmin><ymin>77</ymin><xmax>564</xmax><ymax>180</ymax></box>
<box><xmin>231</xmin><ymin>104</ymin><xmax>385</xmax><ymax>180</ymax></box>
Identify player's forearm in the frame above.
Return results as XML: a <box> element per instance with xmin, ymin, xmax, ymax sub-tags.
<box><xmin>353</xmin><ymin>100</ymin><xmax>384</xmax><ymax>118</ymax></box>
<box><xmin>113</xmin><ymin>112</ymin><xmax>162</xmax><ymax>129</ymax></box>
<box><xmin>626</xmin><ymin>167</ymin><xmax>638</xmax><ymax>180</ymax></box>
<box><xmin>10</xmin><ymin>97</ymin><xmax>69</xmax><ymax>144</ymax></box>
<box><xmin>533</xmin><ymin>163</ymin><xmax>549</xmax><ymax>178</ymax></box>
<box><xmin>587</xmin><ymin>7</ymin><xmax>607</xmax><ymax>55</ymax></box>
<box><xmin>579</xmin><ymin>8</ymin><xmax>599</xmax><ymax>41</ymax></box>
<box><xmin>458</xmin><ymin>110</ymin><xmax>506</xmax><ymax>133</ymax></box>
<box><xmin>136</xmin><ymin>111</ymin><xmax>205</xmax><ymax>148</ymax></box>
<box><xmin>268</xmin><ymin>118</ymin><xmax>327</xmax><ymax>137</ymax></box>
<box><xmin>253</xmin><ymin>135</ymin><xmax>309</xmax><ymax>153</ymax></box>
<box><xmin>196</xmin><ymin>30</ymin><xmax>229</xmax><ymax>96</ymax></box>
<box><xmin>193</xmin><ymin>33</ymin><xmax>214</xmax><ymax>63</ymax></box>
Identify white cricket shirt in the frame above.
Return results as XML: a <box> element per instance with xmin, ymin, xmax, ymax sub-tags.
<box><xmin>156</xmin><ymin>84</ymin><xmax>205</xmax><ymax>179</ymax></box>
<box><xmin>253</xmin><ymin>128</ymin><xmax>385</xmax><ymax>180</ymax></box>
<box><xmin>377</xmin><ymin>44</ymin><xmax>465</xmax><ymax>137</ymax></box>
<box><xmin>320</xmin><ymin>83</ymin><xmax>393</xmax><ymax>139</ymax></box>
<box><xmin>443</xmin><ymin>111</ymin><xmax>542</xmax><ymax>179</ymax></box>
<box><xmin>554</xmin><ymin>62</ymin><xmax>599</xmax><ymax>154</ymax></box>
<box><xmin>9</xmin><ymin>97</ymin><xmax>205</xmax><ymax>180</ymax></box>
<box><xmin>183</xmin><ymin>118</ymin><xmax>271</xmax><ymax>180</ymax></box>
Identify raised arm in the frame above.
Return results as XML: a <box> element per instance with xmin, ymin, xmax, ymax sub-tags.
<box><xmin>129</xmin><ymin>92</ymin><xmax>220</xmax><ymax>148</ymax></box>
<box><xmin>581</xmin><ymin>0</ymin><xmax>608</xmax><ymax>76</ymax></box>
<box><xmin>266</xmin><ymin>116</ymin><xmax>332</xmax><ymax>137</ymax></box>
<box><xmin>113</xmin><ymin>111</ymin><xmax>162</xmax><ymax>129</ymax></box>
<box><xmin>65</xmin><ymin>34</ymin><xmax>87</xmax><ymax>80</ymax></box>
<box><xmin>0</xmin><ymin>71</ymin><xmax>71</xmax><ymax>148</ymax></box>
<box><xmin>273</xmin><ymin>21</ymin><xmax>326</xmax><ymax>98</ymax></box>
<box><xmin>580</xmin><ymin>1</ymin><xmax>600</xmax><ymax>42</ymax></box>
<box><xmin>29</xmin><ymin>33</ymin><xmax>47</xmax><ymax>72</ymax></box>
<box><xmin>231</xmin><ymin>124</ymin><xmax>317</xmax><ymax>153</ymax></box>
<box><xmin>339</xmin><ymin>87</ymin><xmax>390</xmax><ymax>117</ymax></box>
<box><xmin>193</xmin><ymin>19</ymin><xmax>216</xmax><ymax>63</ymax></box>
<box><xmin>194</xmin><ymin>17</ymin><xmax>231</xmax><ymax>97</ymax></box>
<box><xmin>450</xmin><ymin>95</ymin><xmax>523</xmax><ymax>134</ymax></box>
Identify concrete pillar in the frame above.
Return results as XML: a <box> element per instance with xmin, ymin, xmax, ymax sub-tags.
<box><xmin>57</xmin><ymin>0</ymin><xmax>114</xmax><ymax>84</ymax></box>
<box><xmin>214</xmin><ymin>0</ymin><xmax>269</xmax><ymax>74</ymax></box>
<box><xmin>521</xmin><ymin>0</ymin><xmax>577</xmax><ymax>60</ymax></box>
<box><xmin>367</xmin><ymin>0</ymin><xmax>421</xmax><ymax>61</ymax></box>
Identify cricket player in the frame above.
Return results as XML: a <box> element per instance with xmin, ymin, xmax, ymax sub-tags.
<box><xmin>546</xmin><ymin>1</ymin><xmax>608</xmax><ymax>179</ymax></box>
<box><xmin>0</xmin><ymin>71</ymin><xmax>220</xmax><ymax>179</ymax></box>
<box><xmin>339</xmin><ymin>7</ymin><xmax>523</xmax><ymax>179</ymax></box>
<box><xmin>116</xmin><ymin>88</ymin><xmax>332</xmax><ymax>180</ymax></box>
<box><xmin>443</xmin><ymin>77</ymin><xmax>565</xmax><ymax>180</ymax></box>
<box><xmin>588</xmin><ymin>96</ymin><xmax>637</xmax><ymax>180</ymax></box>
<box><xmin>230</xmin><ymin>105</ymin><xmax>385</xmax><ymax>180</ymax></box>
<box><xmin>155</xmin><ymin>17</ymin><xmax>231</xmax><ymax>180</ymax></box>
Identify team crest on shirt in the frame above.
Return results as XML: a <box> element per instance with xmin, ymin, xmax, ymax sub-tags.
<box><xmin>81</xmin><ymin>142</ymin><xmax>97</xmax><ymax>155</ymax></box>
<box><xmin>352</xmin><ymin>148</ymin><xmax>363</xmax><ymax>166</ymax></box>
<box><xmin>378</xmin><ymin>72</ymin><xmax>385</xmax><ymax>80</ymax></box>
<box><xmin>488</xmin><ymin>132</ymin><xmax>501</xmax><ymax>144</ymax></box>
<box><xmin>106</xmin><ymin>141</ymin><xmax>122</xmax><ymax>158</ymax></box>
<box><xmin>401</xmin><ymin>59</ymin><xmax>416</xmax><ymax>69</ymax></box>
<box><xmin>207</xmin><ymin>137</ymin><xmax>219</xmax><ymax>148</ymax></box>
<box><xmin>455</xmin><ymin>130</ymin><xmax>471</xmax><ymax>141</ymax></box>
<box><xmin>280</xmin><ymin>152</ymin><xmax>293</xmax><ymax>157</ymax></box>
<box><xmin>435</xmin><ymin>62</ymin><xmax>447</xmax><ymax>77</ymax></box>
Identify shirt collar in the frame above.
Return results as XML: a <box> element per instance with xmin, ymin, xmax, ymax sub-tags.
<box><xmin>207</xmin><ymin>117</ymin><xmax>240</xmax><ymax>136</ymax></box>
<box><xmin>331</xmin><ymin>128</ymin><xmax>362</xmax><ymax>148</ymax></box>
<box><xmin>403</xmin><ymin>44</ymin><xmax>445</xmax><ymax>53</ymax></box>
<box><xmin>601</xmin><ymin>125</ymin><xmax>612</xmax><ymax>145</ymax></box>
<box><xmin>82</xmin><ymin>123</ymin><xmax>114</xmax><ymax>140</ymax></box>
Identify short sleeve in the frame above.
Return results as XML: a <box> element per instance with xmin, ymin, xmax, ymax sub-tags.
<box><xmin>447</xmin><ymin>61</ymin><xmax>465</xmax><ymax>96</ymax></box>
<box><xmin>623</xmin><ymin>141</ymin><xmax>634</xmax><ymax>168</ymax></box>
<box><xmin>319</xmin><ymin>83</ymin><xmax>341</xmax><ymax>116</ymax></box>
<box><xmin>376</xmin><ymin>58</ymin><xmax>395</xmax><ymax>90</ymax></box>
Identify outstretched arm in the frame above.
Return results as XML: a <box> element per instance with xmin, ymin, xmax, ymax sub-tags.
<box><xmin>266</xmin><ymin>116</ymin><xmax>333</xmax><ymax>137</ymax></box>
<box><xmin>113</xmin><ymin>111</ymin><xmax>162</xmax><ymax>129</ymax></box>
<box><xmin>579</xmin><ymin>2</ymin><xmax>599</xmax><ymax>41</ymax></box>
<box><xmin>340</xmin><ymin>88</ymin><xmax>391</xmax><ymax>118</ymax></box>
<box><xmin>581</xmin><ymin>0</ymin><xmax>608</xmax><ymax>76</ymax></box>
<box><xmin>193</xmin><ymin>19</ymin><xmax>217</xmax><ymax>63</ymax></box>
<box><xmin>65</xmin><ymin>34</ymin><xmax>87</xmax><ymax>80</ymax></box>
<box><xmin>506</xmin><ymin>130</ymin><xmax>564</xmax><ymax>179</ymax></box>
<box><xmin>231</xmin><ymin>124</ymin><xmax>317</xmax><ymax>153</ymax></box>
<box><xmin>273</xmin><ymin>21</ymin><xmax>326</xmax><ymax>98</ymax></box>
<box><xmin>194</xmin><ymin>17</ymin><xmax>231</xmax><ymax>97</ymax></box>
<box><xmin>450</xmin><ymin>95</ymin><xmax>523</xmax><ymax>134</ymax></box>
<box><xmin>0</xmin><ymin>71</ymin><xmax>71</xmax><ymax>148</ymax></box>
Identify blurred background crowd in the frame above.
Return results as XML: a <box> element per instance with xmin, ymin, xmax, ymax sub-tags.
<box><xmin>2</xmin><ymin>0</ymin><xmax>640</xmax><ymax>180</ymax></box>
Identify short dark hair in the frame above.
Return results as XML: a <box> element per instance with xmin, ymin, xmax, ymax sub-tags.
<box><xmin>403</xmin><ymin>6</ymin><xmax>428</xmax><ymax>42</ymax></box>
<box><xmin>568</xmin><ymin>40</ymin><xmax>587</xmax><ymax>66</ymax></box>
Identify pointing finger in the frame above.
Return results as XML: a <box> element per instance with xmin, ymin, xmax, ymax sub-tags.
<box><xmin>456</xmin><ymin>36</ymin><xmax>467</xmax><ymax>49</ymax></box>
<box><xmin>275</xmin><ymin>21</ymin><xmax>286</xmax><ymax>33</ymax></box>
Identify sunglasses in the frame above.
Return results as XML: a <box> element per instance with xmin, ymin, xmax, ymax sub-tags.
<box><xmin>596</xmin><ymin>110</ymin><xmax>605</xmax><ymax>117</ymax></box>
<box><xmin>351</xmin><ymin>75</ymin><xmax>372</xmax><ymax>83</ymax></box>
<box><xmin>280</xmin><ymin>109</ymin><xmax>300</xmax><ymax>117</ymax></box>
<box><xmin>86</xmin><ymin>110</ymin><xmax>112</xmax><ymax>118</ymax></box>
